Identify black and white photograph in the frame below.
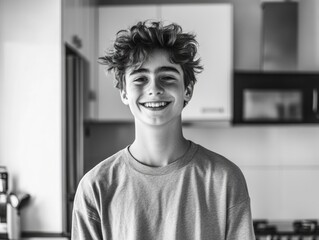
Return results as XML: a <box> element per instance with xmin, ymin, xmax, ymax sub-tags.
<box><xmin>1</xmin><ymin>0</ymin><xmax>319</xmax><ymax>239</ymax></box>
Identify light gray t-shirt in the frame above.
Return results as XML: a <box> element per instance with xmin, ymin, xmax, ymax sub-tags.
<box><xmin>72</xmin><ymin>141</ymin><xmax>255</xmax><ymax>240</ymax></box>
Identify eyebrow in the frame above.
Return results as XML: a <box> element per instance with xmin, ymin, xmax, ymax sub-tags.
<box><xmin>129</xmin><ymin>68</ymin><xmax>149</xmax><ymax>76</ymax></box>
<box><xmin>129</xmin><ymin>66</ymin><xmax>181</xmax><ymax>76</ymax></box>
<box><xmin>155</xmin><ymin>66</ymin><xmax>181</xmax><ymax>75</ymax></box>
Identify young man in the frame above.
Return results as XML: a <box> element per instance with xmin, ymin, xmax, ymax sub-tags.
<box><xmin>72</xmin><ymin>21</ymin><xmax>255</xmax><ymax>240</ymax></box>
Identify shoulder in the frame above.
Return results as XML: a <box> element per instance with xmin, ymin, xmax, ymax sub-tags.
<box><xmin>193</xmin><ymin>143</ymin><xmax>244</xmax><ymax>180</ymax></box>
<box><xmin>73</xmin><ymin>148</ymin><xmax>129</xmax><ymax>212</ymax></box>
<box><xmin>75</xmin><ymin>148</ymin><xmax>129</xmax><ymax>202</ymax></box>
<box><xmin>80</xmin><ymin>148</ymin><xmax>128</xmax><ymax>189</ymax></box>
<box><xmin>192</xmin><ymin>142</ymin><xmax>250</xmax><ymax>204</ymax></box>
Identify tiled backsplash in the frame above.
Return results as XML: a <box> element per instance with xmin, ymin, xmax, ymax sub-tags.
<box><xmin>183</xmin><ymin>125</ymin><xmax>319</xmax><ymax>220</ymax></box>
<box><xmin>84</xmin><ymin>123</ymin><xmax>319</xmax><ymax>220</ymax></box>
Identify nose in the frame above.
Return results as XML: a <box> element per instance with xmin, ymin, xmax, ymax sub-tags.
<box><xmin>148</xmin><ymin>80</ymin><xmax>164</xmax><ymax>96</ymax></box>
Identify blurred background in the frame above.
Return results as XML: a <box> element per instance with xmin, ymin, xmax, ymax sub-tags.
<box><xmin>1</xmin><ymin>0</ymin><xmax>319</xmax><ymax>239</ymax></box>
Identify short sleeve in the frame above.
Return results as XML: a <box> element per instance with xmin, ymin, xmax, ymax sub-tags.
<box><xmin>71</xmin><ymin>177</ymin><xmax>103</xmax><ymax>240</ymax></box>
<box><xmin>226</xmin><ymin>198</ymin><xmax>255</xmax><ymax>240</ymax></box>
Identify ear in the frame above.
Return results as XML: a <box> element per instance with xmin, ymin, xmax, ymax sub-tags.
<box><xmin>120</xmin><ymin>89</ymin><xmax>129</xmax><ymax>105</ymax></box>
<box><xmin>184</xmin><ymin>83</ymin><xmax>194</xmax><ymax>102</ymax></box>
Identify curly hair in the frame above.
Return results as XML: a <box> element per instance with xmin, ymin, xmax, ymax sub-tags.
<box><xmin>98</xmin><ymin>20</ymin><xmax>203</xmax><ymax>90</ymax></box>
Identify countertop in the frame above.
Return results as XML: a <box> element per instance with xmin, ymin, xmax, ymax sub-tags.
<box><xmin>22</xmin><ymin>238</ymin><xmax>69</xmax><ymax>240</ymax></box>
<box><xmin>0</xmin><ymin>233</ymin><xmax>69</xmax><ymax>240</ymax></box>
<box><xmin>1</xmin><ymin>238</ymin><xmax>68</xmax><ymax>240</ymax></box>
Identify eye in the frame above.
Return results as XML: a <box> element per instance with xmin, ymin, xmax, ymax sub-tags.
<box><xmin>133</xmin><ymin>76</ymin><xmax>148</xmax><ymax>84</ymax></box>
<box><xmin>160</xmin><ymin>75</ymin><xmax>176</xmax><ymax>82</ymax></box>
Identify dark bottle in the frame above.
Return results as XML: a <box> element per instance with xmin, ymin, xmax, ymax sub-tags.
<box><xmin>0</xmin><ymin>166</ymin><xmax>8</xmax><ymax>237</ymax></box>
<box><xmin>0</xmin><ymin>166</ymin><xmax>8</xmax><ymax>193</ymax></box>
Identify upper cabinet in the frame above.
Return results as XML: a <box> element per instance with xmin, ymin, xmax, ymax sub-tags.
<box><xmin>298</xmin><ymin>0</ymin><xmax>319</xmax><ymax>71</ymax></box>
<box><xmin>98</xmin><ymin>6</ymin><xmax>158</xmax><ymax>121</ymax></box>
<box><xmin>97</xmin><ymin>4</ymin><xmax>233</xmax><ymax>122</ymax></box>
<box><xmin>63</xmin><ymin>0</ymin><xmax>97</xmax><ymax>59</ymax></box>
<box><xmin>161</xmin><ymin>5</ymin><xmax>233</xmax><ymax>122</ymax></box>
<box><xmin>63</xmin><ymin>0</ymin><xmax>98</xmax><ymax>120</ymax></box>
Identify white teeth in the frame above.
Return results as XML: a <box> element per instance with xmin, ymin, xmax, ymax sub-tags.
<box><xmin>143</xmin><ymin>102</ymin><xmax>168</xmax><ymax>108</ymax></box>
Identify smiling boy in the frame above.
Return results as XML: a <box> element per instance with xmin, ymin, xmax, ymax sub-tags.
<box><xmin>120</xmin><ymin>48</ymin><xmax>192</xmax><ymax>167</ymax></box>
<box><xmin>72</xmin><ymin>21</ymin><xmax>255</xmax><ymax>240</ymax></box>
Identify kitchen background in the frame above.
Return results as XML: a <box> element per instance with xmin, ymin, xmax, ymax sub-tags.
<box><xmin>1</xmin><ymin>0</ymin><xmax>319</xmax><ymax>238</ymax></box>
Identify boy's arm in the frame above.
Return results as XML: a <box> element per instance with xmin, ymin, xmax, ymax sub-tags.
<box><xmin>71</xmin><ymin>178</ymin><xmax>103</xmax><ymax>240</ymax></box>
<box><xmin>72</xmin><ymin>207</ymin><xmax>102</xmax><ymax>240</ymax></box>
<box><xmin>226</xmin><ymin>197</ymin><xmax>255</xmax><ymax>240</ymax></box>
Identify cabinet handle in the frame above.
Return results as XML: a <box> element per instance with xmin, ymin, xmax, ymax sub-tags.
<box><xmin>313</xmin><ymin>89</ymin><xmax>318</xmax><ymax>114</ymax></box>
<box><xmin>201</xmin><ymin>107</ymin><xmax>224</xmax><ymax>113</ymax></box>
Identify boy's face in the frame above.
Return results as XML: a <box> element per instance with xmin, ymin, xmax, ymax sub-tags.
<box><xmin>121</xmin><ymin>49</ymin><xmax>193</xmax><ymax>126</ymax></box>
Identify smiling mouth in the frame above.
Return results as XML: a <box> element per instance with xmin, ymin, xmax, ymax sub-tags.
<box><xmin>141</xmin><ymin>101</ymin><xmax>171</xmax><ymax>109</ymax></box>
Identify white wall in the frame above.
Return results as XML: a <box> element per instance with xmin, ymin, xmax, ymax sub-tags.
<box><xmin>0</xmin><ymin>0</ymin><xmax>63</xmax><ymax>233</ymax></box>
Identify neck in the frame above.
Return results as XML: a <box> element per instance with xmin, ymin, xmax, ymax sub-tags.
<box><xmin>130</xmin><ymin>118</ymin><xmax>189</xmax><ymax>167</ymax></box>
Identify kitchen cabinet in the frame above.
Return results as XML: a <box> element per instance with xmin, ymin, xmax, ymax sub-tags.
<box><xmin>63</xmin><ymin>0</ymin><xmax>96</xmax><ymax>60</ymax></box>
<box><xmin>298</xmin><ymin>0</ymin><xmax>319</xmax><ymax>71</ymax></box>
<box><xmin>98</xmin><ymin>6</ymin><xmax>158</xmax><ymax>121</ymax></box>
<box><xmin>97</xmin><ymin>4</ymin><xmax>233</xmax><ymax>122</ymax></box>
<box><xmin>161</xmin><ymin>5</ymin><xmax>233</xmax><ymax>121</ymax></box>
<box><xmin>63</xmin><ymin>0</ymin><xmax>97</xmax><ymax>120</ymax></box>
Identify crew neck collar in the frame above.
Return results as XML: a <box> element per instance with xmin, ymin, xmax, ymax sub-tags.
<box><xmin>124</xmin><ymin>141</ymin><xmax>198</xmax><ymax>175</ymax></box>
